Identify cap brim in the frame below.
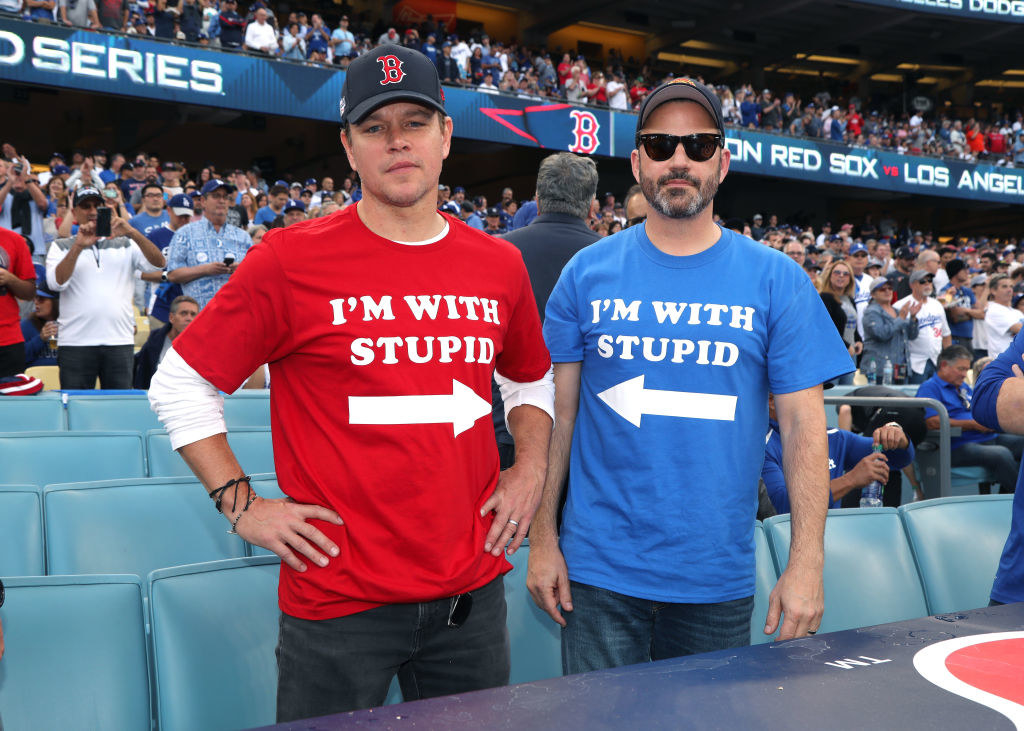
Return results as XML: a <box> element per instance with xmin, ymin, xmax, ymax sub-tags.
<box><xmin>74</xmin><ymin>194</ymin><xmax>103</xmax><ymax>206</ymax></box>
<box><xmin>170</xmin><ymin>207</ymin><xmax>194</xmax><ymax>216</ymax></box>
<box><xmin>204</xmin><ymin>183</ymin><xmax>236</xmax><ymax>194</ymax></box>
<box><xmin>344</xmin><ymin>92</ymin><xmax>446</xmax><ymax>125</ymax></box>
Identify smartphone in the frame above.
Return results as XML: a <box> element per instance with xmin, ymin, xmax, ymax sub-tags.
<box><xmin>223</xmin><ymin>254</ymin><xmax>235</xmax><ymax>265</ymax></box>
<box><xmin>95</xmin><ymin>206</ymin><xmax>112</xmax><ymax>237</ymax></box>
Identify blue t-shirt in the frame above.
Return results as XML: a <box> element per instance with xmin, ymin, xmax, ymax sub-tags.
<box><xmin>972</xmin><ymin>328</ymin><xmax>1024</xmax><ymax>603</ymax></box>
<box><xmin>915</xmin><ymin>375</ymin><xmax>995</xmax><ymax>450</ymax></box>
<box><xmin>129</xmin><ymin>211</ymin><xmax>170</xmax><ymax>239</ymax></box>
<box><xmin>941</xmin><ymin>283</ymin><xmax>976</xmax><ymax>340</ymax></box>
<box><xmin>740</xmin><ymin>100</ymin><xmax>760</xmax><ymax>127</ymax></box>
<box><xmin>147</xmin><ymin>226</ymin><xmax>182</xmax><ymax>322</ymax></box>
<box><xmin>543</xmin><ymin>225</ymin><xmax>853</xmax><ymax>602</ymax></box>
<box><xmin>253</xmin><ymin>205</ymin><xmax>279</xmax><ymax>227</ymax></box>
<box><xmin>762</xmin><ymin>421</ymin><xmax>914</xmax><ymax>513</ymax></box>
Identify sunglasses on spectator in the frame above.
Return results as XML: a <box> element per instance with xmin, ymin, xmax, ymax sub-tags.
<box><xmin>832</xmin><ymin>270</ymin><xmax>851</xmax><ymax>278</ymax></box>
<box><xmin>636</xmin><ymin>133</ymin><xmax>724</xmax><ymax>162</ymax></box>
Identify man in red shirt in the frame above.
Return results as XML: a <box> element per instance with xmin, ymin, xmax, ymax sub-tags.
<box><xmin>149</xmin><ymin>46</ymin><xmax>553</xmax><ymax>721</ymax></box>
<box><xmin>0</xmin><ymin>228</ymin><xmax>37</xmax><ymax>377</ymax></box>
<box><xmin>846</xmin><ymin>105</ymin><xmax>863</xmax><ymax>137</ymax></box>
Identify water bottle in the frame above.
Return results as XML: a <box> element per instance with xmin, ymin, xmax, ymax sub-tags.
<box><xmin>882</xmin><ymin>358</ymin><xmax>893</xmax><ymax>386</ymax></box>
<box><xmin>860</xmin><ymin>444</ymin><xmax>885</xmax><ymax>508</ymax></box>
<box><xmin>865</xmin><ymin>358</ymin><xmax>877</xmax><ymax>385</ymax></box>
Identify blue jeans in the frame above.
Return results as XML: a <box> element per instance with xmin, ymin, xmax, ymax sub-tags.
<box><xmin>275</xmin><ymin>575</ymin><xmax>508</xmax><ymax>721</ymax></box>
<box><xmin>951</xmin><ymin>434</ymin><xmax>1024</xmax><ymax>493</ymax></box>
<box><xmin>561</xmin><ymin>581</ymin><xmax>753</xmax><ymax>674</ymax></box>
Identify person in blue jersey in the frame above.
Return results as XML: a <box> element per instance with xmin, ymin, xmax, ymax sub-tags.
<box><xmin>528</xmin><ymin>77</ymin><xmax>853</xmax><ymax>674</ymax></box>
<box><xmin>973</xmin><ymin>330</ymin><xmax>1024</xmax><ymax>604</ymax></box>
<box><xmin>762</xmin><ymin>394</ymin><xmax>914</xmax><ymax>513</ymax></box>
<box><xmin>128</xmin><ymin>183</ymin><xmax>170</xmax><ymax>238</ymax></box>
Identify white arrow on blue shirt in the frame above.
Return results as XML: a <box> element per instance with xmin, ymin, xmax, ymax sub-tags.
<box><xmin>348</xmin><ymin>379</ymin><xmax>491</xmax><ymax>437</ymax></box>
<box><xmin>596</xmin><ymin>375</ymin><xmax>738</xmax><ymax>427</ymax></box>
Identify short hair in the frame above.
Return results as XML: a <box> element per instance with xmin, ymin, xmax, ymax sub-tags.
<box><xmin>988</xmin><ymin>273</ymin><xmax>1010</xmax><ymax>290</ymax></box>
<box><xmin>534</xmin><ymin>152</ymin><xmax>598</xmax><ymax>220</ymax></box>
<box><xmin>938</xmin><ymin>345</ymin><xmax>971</xmax><ymax>367</ymax></box>
<box><xmin>169</xmin><ymin>295</ymin><xmax>199</xmax><ymax>314</ymax></box>
<box><xmin>269</xmin><ymin>184</ymin><xmax>289</xmax><ymax>198</ymax></box>
<box><xmin>981</xmin><ymin>251</ymin><xmax>998</xmax><ymax>262</ymax></box>
<box><xmin>141</xmin><ymin>182</ymin><xmax>164</xmax><ymax>198</ymax></box>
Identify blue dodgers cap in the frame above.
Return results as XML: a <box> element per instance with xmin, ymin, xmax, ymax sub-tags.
<box><xmin>340</xmin><ymin>45</ymin><xmax>445</xmax><ymax>125</ymax></box>
<box><xmin>168</xmin><ymin>193</ymin><xmax>194</xmax><ymax>216</ymax></box>
<box><xmin>283</xmin><ymin>199</ymin><xmax>306</xmax><ymax>213</ymax></box>
<box><xmin>200</xmin><ymin>179</ymin><xmax>236</xmax><ymax>196</ymax></box>
<box><xmin>849</xmin><ymin>242</ymin><xmax>869</xmax><ymax>255</ymax></box>
<box><xmin>52</xmin><ymin>164</ymin><xmax>71</xmax><ymax>175</ymax></box>
<box><xmin>304</xmin><ymin>177</ymin><xmax>317</xmax><ymax>186</ymax></box>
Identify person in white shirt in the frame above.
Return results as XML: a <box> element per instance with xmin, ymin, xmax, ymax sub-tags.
<box><xmin>848</xmin><ymin>242</ymin><xmax>873</xmax><ymax>337</ymax></box>
<box><xmin>244</xmin><ymin>8</ymin><xmax>278</xmax><ymax>54</ymax></box>
<box><xmin>984</xmin><ymin>273</ymin><xmax>1024</xmax><ymax>357</ymax></box>
<box><xmin>605</xmin><ymin>71</ymin><xmax>629</xmax><ymax>111</ymax></box>
<box><xmin>894</xmin><ymin>269</ymin><xmax>951</xmax><ymax>383</ymax></box>
<box><xmin>45</xmin><ymin>187</ymin><xmax>165</xmax><ymax>389</ymax></box>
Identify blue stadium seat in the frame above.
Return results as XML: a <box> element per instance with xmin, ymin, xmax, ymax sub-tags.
<box><xmin>148</xmin><ymin>557</ymin><xmax>280</xmax><ymax>731</ymax></box>
<box><xmin>504</xmin><ymin>543</ymin><xmax>562</xmax><ymax>683</ymax></box>
<box><xmin>752</xmin><ymin>522</ymin><xmax>780</xmax><ymax>645</ymax></box>
<box><xmin>44</xmin><ymin>477</ymin><xmax>247</xmax><ymax>577</ymax></box>
<box><xmin>0</xmin><ymin>484</ymin><xmax>44</xmax><ymax>576</ymax></box>
<box><xmin>0</xmin><ymin>431</ymin><xmax>146</xmax><ymax>486</ymax></box>
<box><xmin>0</xmin><ymin>395</ymin><xmax>65</xmax><ymax>431</ymax></box>
<box><xmin>899</xmin><ymin>495</ymin><xmax>1013</xmax><ymax>614</ymax></box>
<box><xmin>0</xmin><ymin>575</ymin><xmax>151</xmax><ymax>731</ymax></box>
<box><xmin>65</xmin><ymin>393</ymin><xmax>163</xmax><ymax>432</ymax></box>
<box><xmin>223</xmin><ymin>392</ymin><xmax>271</xmax><ymax>428</ymax></box>
<box><xmin>764</xmin><ymin>508</ymin><xmax>928</xmax><ymax>634</ymax></box>
<box><xmin>146</xmin><ymin>427</ymin><xmax>275</xmax><ymax>477</ymax></box>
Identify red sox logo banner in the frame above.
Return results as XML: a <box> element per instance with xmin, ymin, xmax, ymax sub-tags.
<box><xmin>914</xmin><ymin>631</ymin><xmax>1024</xmax><ymax>728</ymax></box>
<box><xmin>479</xmin><ymin>103</ymin><xmax>606</xmax><ymax>154</ymax></box>
<box><xmin>378</xmin><ymin>55</ymin><xmax>405</xmax><ymax>85</ymax></box>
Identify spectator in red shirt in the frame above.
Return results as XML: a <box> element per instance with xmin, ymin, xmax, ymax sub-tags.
<box><xmin>0</xmin><ymin>228</ymin><xmax>37</xmax><ymax>378</ymax></box>
<box><xmin>556</xmin><ymin>52</ymin><xmax>572</xmax><ymax>85</ymax></box>
<box><xmin>987</xmin><ymin>125</ymin><xmax>1007</xmax><ymax>156</ymax></box>
<box><xmin>847</xmin><ymin>105</ymin><xmax>864</xmax><ymax>137</ymax></box>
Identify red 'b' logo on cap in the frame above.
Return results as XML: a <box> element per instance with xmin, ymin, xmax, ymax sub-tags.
<box><xmin>378</xmin><ymin>55</ymin><xmax>405</xmax><ymax>85</ymax></box>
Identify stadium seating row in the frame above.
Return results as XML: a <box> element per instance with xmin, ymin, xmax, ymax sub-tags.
<box><xmin>0</xmin><ymin>391</ymin><xmax>270</xmax><ymax>432</ymax></box>
<box><xmin>0</xmin><ymin>495</ymin><xmax>1011</xmax><ymax>730</ymax></box>
<box><xmin>0</xmin><ymin>428</ymin><xmax>275</xmax><ymax>488</ymax></box>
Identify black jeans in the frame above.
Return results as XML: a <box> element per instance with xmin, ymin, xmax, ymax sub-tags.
<box><xmin>57</xmin><ymin>345</ymin><xmax>134</xmax><ymax>389</ymax></box>
<box><xmin>0</xmin><ymin>341</ymin><xmax>26</xmax><ymax>378</ymax></box>
<box><xmin>275</xmin><ymin>575</ymin><xmax>509</xmax><ymax>721</ymax></box>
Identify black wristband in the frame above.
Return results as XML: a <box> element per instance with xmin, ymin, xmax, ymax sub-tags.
<box><xmin>209</xmin><ymin>475</ymin><xmax>251</xmax><ymax>514</ymax></box>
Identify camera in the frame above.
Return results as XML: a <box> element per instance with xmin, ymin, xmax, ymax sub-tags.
<box><xmin>11</xmin><ymin>159</ymin><xmax>23</xmax><ymax>175</ymax></box>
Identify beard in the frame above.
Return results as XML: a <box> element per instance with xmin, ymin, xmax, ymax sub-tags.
<box><xmin>639</xmin><ymin>156</ymin><xmax>721</xmax><ymax>219</ymax></box>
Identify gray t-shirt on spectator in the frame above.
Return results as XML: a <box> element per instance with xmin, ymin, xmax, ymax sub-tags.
<box><xmin>60</xmin><ymin>0</ymin><xmax>95</xmax><ymax>26</ymax></box>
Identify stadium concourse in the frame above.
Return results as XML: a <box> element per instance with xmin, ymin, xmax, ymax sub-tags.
<box><xmin>1</xmin><ymin>0</ymin><xmax>1024</xmax><ymax>728</ymax></box>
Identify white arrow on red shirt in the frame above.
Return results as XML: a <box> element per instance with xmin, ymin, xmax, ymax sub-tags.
<box><xmin>348</xmin><ymin>379</ymin><xmax>491</xmax><ymax>437</ymax></box>
<box><xmin>597</xmin><ymin>374</ymin><xmax>737</xmax><ymax>427</ymax></box>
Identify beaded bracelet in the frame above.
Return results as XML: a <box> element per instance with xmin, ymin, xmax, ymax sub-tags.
<box><xmin>228</xmin><ymin>493</ymin><xmax>259</xmax><ymax>535</ymax></box>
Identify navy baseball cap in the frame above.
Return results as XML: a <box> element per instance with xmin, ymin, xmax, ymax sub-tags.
<box><xmin>200</xmin><ymin>179</ymin><xmax>235</xmax><ymax>196</ymax></box>
<box><xmin>304</xmin><ymin>177</ymin><xmax>317</xmax><ymax>186</ymax></box>
<box><xmin>849</xmin><ymin>242</ymin><xmax>868</xmax><ymax>256</ymax></box>
<box><xmin>340</xmin><ymin>45</ymin><xmax>445</xmax><ymax>125</ymax></box>
<box><xmin>635</xmin><ymin>77</ymin><xmax>725</xmax><ymax>139</ymax></box>
<box><xmin>73</xmin><ymin>186</ymin><xmax>103</xmax><ymax>207</ymax></box>
<box><xmin>168</xmin><ymin>193</ymin><xmax>194</xmax><ymax>216</ymax></box>
<box><xmin>52</xmin><ymin>164</ymin><xmax>71</xmax><ymax>175</ymax></box>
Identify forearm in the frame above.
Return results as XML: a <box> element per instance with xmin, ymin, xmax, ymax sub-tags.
<box><xmin>54</xmin><ymin>246</ymin><xmax>83</xmax><ymax>285</ymax></box>
<box><xmin>57</xmin><ymin>215</ymin><xmax>74</xmax><ymax>238</ymax></box>
<box><xmin>27</xmin><ymin>182</ymin><xmax>48</xmax><ymax>210</ymax></box>
<box><xmin>7</xmin><ymin>277</ymin><xmax>36</xmax><ymax>300</ymax></box>
<box><xmin>140</xmin><ymin>270</ymin><xmax>165</xmax><ymax>283</ymax></box>
<box><xmin>530</xmin><ymin>362</ymin><xmax>579</xmax><ymax>546</ymax></box>
<box><xmin>177</xmin><ymin>434</ymin><xmax>252</xmax><ymax>523</ymax></box>
<box><xmin>506</xmin><ymin>404</ymin><xmax>552</xmax><ymax>487</ymax></box>
<box><xmin>167</xmin><ymin>265</ymin><xmax>208</xmax><ymax>284</ymax></box>
<box><xmin>777</xmin><ymin>390</ymin><xmax>828</xmax><ymax>571</ymax></box>
<box><xmin>829</xmin><ymin>473</ymin><xmax>856</xmax><ymax>500</ymax></box>
<box><xmin>127</xmin><ymin>229</ymin><xmax>165</xmax><ymax>267</ymax></box>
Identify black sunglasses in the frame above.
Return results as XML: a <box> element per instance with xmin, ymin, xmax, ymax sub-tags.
<box><xmin>636</xmin><ymin>133</ymin><xmax>724</xmax><ymax>162</ymax></box>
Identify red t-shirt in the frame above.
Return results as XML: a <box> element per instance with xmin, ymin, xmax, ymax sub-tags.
<box><xmin>0</xmin><ymin>227</ymin><xmax>36</xmax><ymax>347</ymax></box>
<box><xmin>557</xmin><ymin>61</ymin><xmax>571</xmax><ymax>84</ymax></box>
<box><xmin>988</xmin><ymin>132</ymin><xmax>1006</xmax><ymax>154</ymax></box>
<box><xmin>174</xmin><ymin>207</ymin><xmax>551</xmax><ymax>619</ymax></box>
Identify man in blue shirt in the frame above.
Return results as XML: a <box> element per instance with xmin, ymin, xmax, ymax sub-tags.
<box><xmin>940</xmin><ymin>259</ymin><xmax>985</xmax><ymax>353</ymax></box>
<box><xmin>918</xmin><ymin>344</ymin><xmax>1024</xmax><ymax>493</ymax></box>
<box><xmin>330</xmin><ymin>15</ymin><xmax>355</xmax><ymax>57</ymax></box>
<box><xmin>253</xmin><ymin>184</ymin><xmax>289</xmax><ymax>227</ymax></box>
<box><xmin>128</xmin><ymin>183</ymin><xmax>169</xmax><ymax>238</ymax></box>
<box><xmin>762</xmin><ymin>394</ymin><xmax>914</xmax><ymax>513</ymax></box>
<box><xmin>166</xmin><ymin>180</ymin><xmax>251</xmax><ymax>310</ymax></box>
<box><xmin>972</xmin><ymin>329</ymin><xmax>1024</xmax><ymax>604</ymax></box>
<box><xmin>529</xmin><ymin>78</ymin><xmax>852</xmax><ymax>674</ymax></box>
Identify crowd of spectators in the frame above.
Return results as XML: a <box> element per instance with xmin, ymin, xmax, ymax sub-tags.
<box><xmin>6</xmin><ymin>0</ymin><xmax>1022</xmax><ymax>166</ymax></box>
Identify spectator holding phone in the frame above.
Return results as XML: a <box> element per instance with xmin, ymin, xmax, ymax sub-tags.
<box><xmin>166</xmin><ymin>179</ymin><xmax>250</xmax><ymax>309</ymax></box>
<box><xmin>45</xmin><ymin>187</ymin><xmax>165</xmax><ymax>389</ymax></box>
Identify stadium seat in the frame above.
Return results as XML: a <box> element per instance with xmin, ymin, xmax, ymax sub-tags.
<box><xmin>0</xmin><ymin>484</ymin><xmax>45</xmax><ymax>576</ymax></box>
<box><xmin>147</xmin><ymin>427</ymin><xmax>275</xmax><ymax>477</ymax></box>
<box><xmin>0</xmin><ymin>575</ymin><xmax>151</xmax><ymax>731</ymax></box>
<box><xmin>65</xmin><ymin>393</ymin><xmax>162</xmax><ymax>432</ymax></box>
<box><xmin>752</xmin><ymin>522</ymin><xmax>780</xmax><ymax>645</ymax></box>
<box><xmin>24</xmin><ymin>365</ymin><xmax>61</xmax><ymax>390</ymax></box>
<box><xmin>763</xmin><ymin>508</ymin><xmax>928</xmax><ymax>634</ymax></box>
<box><xmin>504</xmin><ymin>543</ymin><xmax>562</xmax><ymax>683</ymax></box>
<box><xmin>899</xmin><ymin>495</ymin><xmax>1013</xmax><ymax>614</ymax></box>
<box><xmin>223</xmin><ymin>392</ymin><xmax>271</xmax><ymax>428</ymax></box>
<box><xmin>44</xmin><ymin>477</ymin><xmax>247</xmax><ymax>577</ymax></box>
<box><xmin>148</xmin><ymin>557</ymin><xmax>280</xmax><ymax>731</ymax></box>
<box><xmin>0</xmin><ymin>431</ymin><xmax>146</xmax><ymax>486</ymax></box>
<box><xmin>0</xmin><ymin>394</ymin><xmax>65</xmax><ymax>430</ymax></box>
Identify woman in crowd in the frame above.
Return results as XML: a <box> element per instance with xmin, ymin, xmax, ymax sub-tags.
<box><xmin>282</xmin><ymin>22</ymin><xmax>306</xmax><ymax>61</ymax></box>
<box><xmin>239</xmin><ymin>191</ymin><xmax>258</xmax><ymax>227</ymax></box>
<box><xmin>861</xmin><ymin>276</ymin><xmax>920</xmax><ymax>382</ymax></box>
<box><xmin>20</xmin><ymin>268</ymin><xmax>59</xmax><ymax>369</ymax></box>
<box><xmin>45</xmin><ymin>176</ymin><xmax>68</xmax><ymax>216</ymax></box>
<box><xmin>818</xmin><ymin>258</ymin><xmax>861</xmax><ymax>384</ymax></box>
